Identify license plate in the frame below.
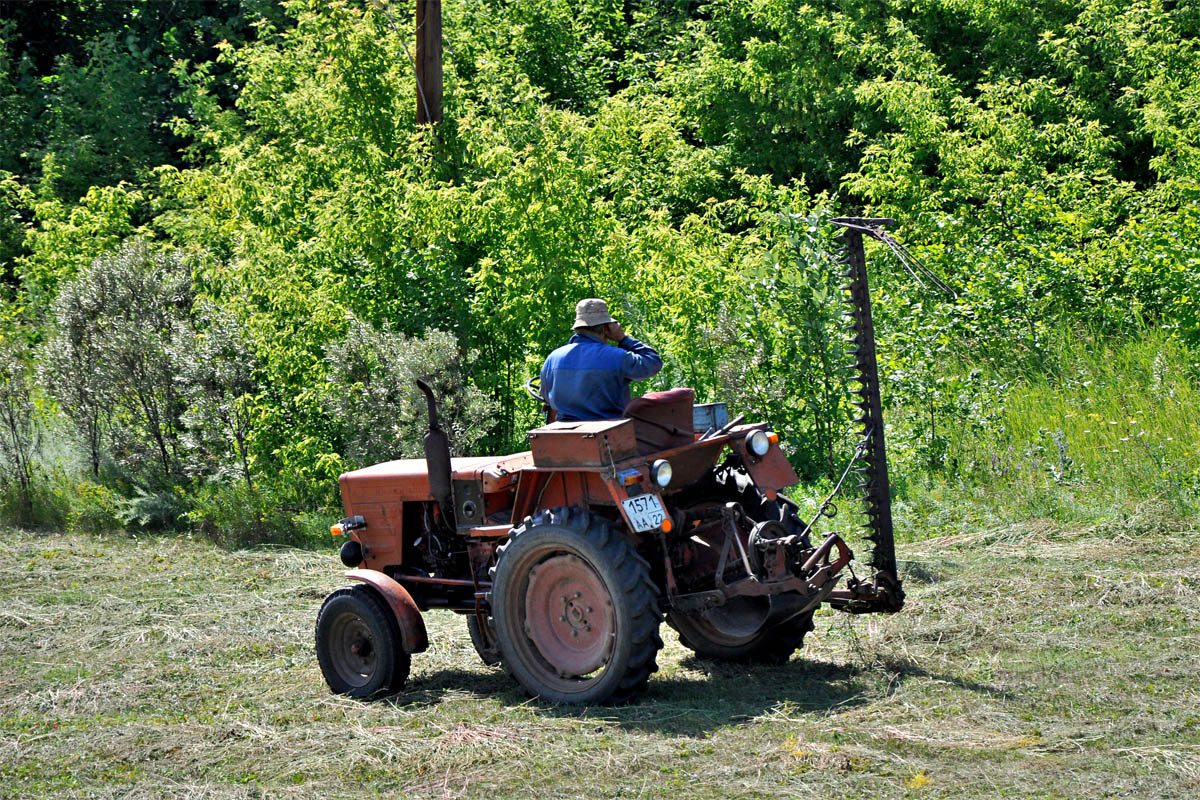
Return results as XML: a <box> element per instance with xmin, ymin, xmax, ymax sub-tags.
<box><xmin>621</xmin><ymin>494</ymin><xmax>667</xmax><ymax>533</ymax></box>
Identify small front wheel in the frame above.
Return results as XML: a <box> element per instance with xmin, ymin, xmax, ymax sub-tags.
<box><xmin>315</xmin><ymin>585</ymin><xmax>410</xmax><ymax>698</ymax></box>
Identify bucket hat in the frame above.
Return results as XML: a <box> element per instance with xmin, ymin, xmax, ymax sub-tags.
<box><xmin>573</xmin><ymin>298</ymin><xmax>617</xmax><ymax>330</ymax></box>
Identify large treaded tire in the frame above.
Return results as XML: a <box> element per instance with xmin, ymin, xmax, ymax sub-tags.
<box><xmin>489</xmin><ymin>506</ymin><xmax>663</xmax><ymax>705</ymax></box>
<box><xmin>315</xmin><ymin>585</ymin><xmax>411</xmax><ymax>698</ymax></box>
<box><xmin>466</xmin><ymin>614</ymin><xmax>502</xmax><ymax>666</ymax></box>
<box><xmin>666</xmin><ymin>467</ymin><xmax>815</xmax><ymax>664</ymax></box>
<box><xmin>669</xmin><ymin>606</ymin><xmax>815</xmax><ymax>665</ymax></box>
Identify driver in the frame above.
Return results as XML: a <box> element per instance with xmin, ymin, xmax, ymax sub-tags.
<box><xmin>540</xmin><ymin>298</ymin><xmax>663</xmax><ymax>422</ymax></box>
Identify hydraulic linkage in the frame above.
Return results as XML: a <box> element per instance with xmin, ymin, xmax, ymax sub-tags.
<box><xmin>826</xmin><ymin>218</ymin><xmax>907</xmax><ymax>614</ymax></box>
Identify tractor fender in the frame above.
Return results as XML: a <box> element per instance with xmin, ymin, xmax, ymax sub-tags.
<box><xmin>729</xmin><ymin>426</ymin><xmax>799</xmax><ymax>495</ymax></box>
<box><xmin>344</xmin><ymin>569</ymin><xmax>429</xmax><ymax>654</ymax></box>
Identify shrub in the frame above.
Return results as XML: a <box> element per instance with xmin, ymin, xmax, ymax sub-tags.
<box><xmin>324</xmin><ymin>320</ymin><xmax>497</xmax><ymax>466</ymax></box>
<box><xmin>0</xmin><ymin>336</ymin><xmax>40</xmax><ymax>522</ymax></box>
<box><xmin>173</xmin><ymin>304</ymin><xmax>261</xmax><ymax>492</ymax></box>
<box><xmin>186</xmin><ymin>479</ymin><xmax>296</xmax><ymax>547</ymax></box>
<box><xmin>41</xmin><ymin>240</ymin><xmax>194</xmax><ymax>489</ymax></box>
<box><xmin>65</xmin><ymin>480</ymin><xmax>123</xmax><ymax>534</ymax></box>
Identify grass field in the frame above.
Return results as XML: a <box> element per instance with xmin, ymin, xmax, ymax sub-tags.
<box><xmin>1</xmin><ymin>504</ymin><xmax>1198</xmax><ymax>799</ymax></box>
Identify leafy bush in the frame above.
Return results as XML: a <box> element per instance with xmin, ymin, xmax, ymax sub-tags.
<box><xmin>41</xmin><ymin>240</ymin><xmax>193</xmax><ymax>489</ymax></box>
<box><xmin>324</xmin><ymin>321</ymin><xmax>497</xmax><ymax>465</ymax></box>
<box><xmin>186</xmin><ymin>480</ymin><xmax>294</xmax><ymax>546</ymax></box>
<box><xmin>174</xmin><ymin>305</ymin><xmax>261</xmax><ymax>491</ymax></box>
<box><xmin>65</xmin><ymin>480</ymin><xmax>123</xmax><ymax>534</ymax></box>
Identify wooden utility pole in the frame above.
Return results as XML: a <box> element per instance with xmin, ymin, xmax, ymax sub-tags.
<box><xmin>415</xmin><ymin>0</ymin><xmax>442</xmax><ymax>125</ymax></box>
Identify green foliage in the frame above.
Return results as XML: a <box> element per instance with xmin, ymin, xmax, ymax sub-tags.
<box><xmin>0</xmin><ymin>0</ymin><xmax>283</xmax><ymax>200</ymax></box>
<box><xmin>888</xmin><ymin>328</ymin><xmax>1200</xmax><ymax>526</ymax></box>
<box><xmin>0</xmin><ymin>171</ymin><xmax>32</xmax><ymax>281</ymax></box>
<box><xmin>185</xmin><ymin>479</ymin><xmax>295</xmax><ymax>546</ymax></box>
<box><xmin>324</xmin><ymin>321</ymin><xmax>496</xmax><ymax>466</ymax></box>
<box><xmin>116</xmin><ymin>485</ymin><xmax>189</xmax><ymax>531</ymax></box>
<box><xmin>0</xmin><ymin>335</ymin><xmax>40</xmax><ymax>521</ymax></box>
<box><xmin>20</xmin><ymin>183</ymin><xmax>148</xmax><ymax>308</ymax></box>
<box><xmin>65</xmin><ymin>479</ymin><xmax>123</xmax><ymax>534</ymax></box>
<box><xmin>43</xmin><ymin>240</ymin><xmax>193</xmax><ymax>489</ymax></box>
<box><xmin>174</xmin><ymin>305</ymin><xmax>261</xmax><ymax>491</ymax></box>
<box><xmin>5</xmin><ymin>0</ymin><xmax>1200</xmax><ymax>543</ymax></box>
<box><xmin>36</xmin><ymin>32</ymin><xmax>172</xmax><ymax>203</ymax></box>
<box><xmin>0</xmin><ymin>19</ymin><xmax>37</xmax><ymax>176</ymax></box>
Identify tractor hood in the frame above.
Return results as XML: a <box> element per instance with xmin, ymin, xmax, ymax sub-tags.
<box><xmin>339</xmin><ymin>452</ymin><xmax>533</xmax><ymax>502</ymax></box>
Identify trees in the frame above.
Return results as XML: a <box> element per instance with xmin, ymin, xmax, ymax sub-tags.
<box><xmin>1</xmin><ymin>0</ymin><xmax>1197</xmax><ymax>538</ymax></box>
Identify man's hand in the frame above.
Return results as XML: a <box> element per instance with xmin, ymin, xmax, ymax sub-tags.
<box><xmin>605</xmin><ymin>321</ymin><xmax>626</xmax><ymax>344</ymax></box>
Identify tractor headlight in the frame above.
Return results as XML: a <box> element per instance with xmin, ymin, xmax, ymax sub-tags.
<box><xmin>747</xmin><ymin>430</ymin><xmax>772</xmax><ymax>457</ymax></box>
<box><xmin>651</xmin><ymin>459</ymin><xmax>673</xmax><ymax>487</ymax></box>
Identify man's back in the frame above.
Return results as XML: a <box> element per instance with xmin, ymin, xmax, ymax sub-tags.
<box><xmin>541</xmin><ymin>332</ymin><xmax>662</xmax><ymax>422</ymax></box>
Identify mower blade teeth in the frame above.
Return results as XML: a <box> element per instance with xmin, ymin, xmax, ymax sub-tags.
<box><xmin>835</xmin><ymin>219</ymin><xmax>898</xmax><ymax>584</ymax></box>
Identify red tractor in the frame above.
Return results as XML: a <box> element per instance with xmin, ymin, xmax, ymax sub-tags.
<box><xmin>315</xmin><ymin>219</ymin><xmax>907</xmax><ymax>704</ymax></box>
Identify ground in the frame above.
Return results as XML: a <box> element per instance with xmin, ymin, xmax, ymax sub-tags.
<box><xmin>1</xmin><ymin>504</ymin><xmax>1198</xmax><ymax>799</ymax></box>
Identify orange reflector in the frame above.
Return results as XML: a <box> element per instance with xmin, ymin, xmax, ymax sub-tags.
<box><xmin>767</xmin><ymin>432</ymin><xmax>780</xmax><ymax>444</ymax></box>
<box><xmin>331</xmin><ymin>524</ymin><xmax>343</xmax><ymax>537</ymax></box>
<box><xmin>661</xmin><ymin>518</ymin><xmax>673</xmax><ymax>533</ymax></box>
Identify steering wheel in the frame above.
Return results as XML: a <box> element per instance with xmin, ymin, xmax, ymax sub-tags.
<box><xmin>524</xmin><ymin>375</ymin><xmax>545</xmax><ymax>402</ymax></box>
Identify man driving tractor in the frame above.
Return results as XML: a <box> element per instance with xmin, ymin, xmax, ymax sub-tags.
<box><xmin>539</xmin><ymin>298</ymin><xmax>663</xmax><ymax>422</ymax></box>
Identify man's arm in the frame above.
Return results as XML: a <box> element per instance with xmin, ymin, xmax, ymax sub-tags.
<box><xmin>616</xmin><ymin>335</ymin><xmax>663</xmax><ymax>381</ymax></box>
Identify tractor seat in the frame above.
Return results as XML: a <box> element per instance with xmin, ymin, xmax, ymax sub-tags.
<box><xmin>624</xmin><ymin>388</ymin><xmax>695</xmax><ymax>455</ymax></box>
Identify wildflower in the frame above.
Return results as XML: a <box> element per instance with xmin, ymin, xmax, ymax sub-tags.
<box><xmin>907</xmin><ymin>771</ymin><xmax>933</xmax><ymax>790</ymax></box>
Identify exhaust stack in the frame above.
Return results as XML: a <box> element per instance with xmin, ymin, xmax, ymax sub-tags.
<box><xmin>416</xmin><ymin>380</ymin><xmax>456</xmax><ymax>530</ymax></box>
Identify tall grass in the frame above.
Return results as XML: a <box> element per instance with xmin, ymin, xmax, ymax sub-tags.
<box><xmin>893</xmin><ymin>329</ymin><xmax>1200</xmax><ymax>537</ymax></box>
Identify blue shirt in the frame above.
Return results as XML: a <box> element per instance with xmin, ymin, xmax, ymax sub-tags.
<box><xmin>540</xmin><ymin>334</ymin><xmax>663</xmax><ymax>421</ymax></box>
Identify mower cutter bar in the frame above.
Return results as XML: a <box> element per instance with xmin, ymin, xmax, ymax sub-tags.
<box><xmin>827</xmin><ymin>217</ymin><xmax>906</xmax><ymax>614</ymax></box>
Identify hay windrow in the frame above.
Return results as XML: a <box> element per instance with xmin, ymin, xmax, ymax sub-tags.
<box><xmin>2</xmin><ymin>523</ymin><xmax>1198</xmax><ymax>798</ymax></box>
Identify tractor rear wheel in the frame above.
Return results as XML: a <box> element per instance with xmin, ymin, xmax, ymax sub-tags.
<box><xmin>667</xmin><ymin>467</ymin><xmax>815</xmax><ymax>664</ymax></box>
<box><xmin>315</xmin><ymin>585</ymin><xmax>410</xmax><ymax>698</ymax></box>
<box><xmin>489</xmin><ymin>506</ymin><xmax>663</xmax><ymax>704</ymax></box>
<box><xmin>668</xmin><ymin>603</ymin><xmax>814</xmax><ymax>664</ymax></box>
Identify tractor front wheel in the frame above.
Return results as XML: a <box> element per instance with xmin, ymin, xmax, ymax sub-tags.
<box><xmin>315</xmin><ymin>585</ymin><xmax>410</xmax><ymax>698</ymax></box>
<box><xmin>489</xmin><ymin>507</ymin><xmax>663</xmax><ymax>704</ymax></box>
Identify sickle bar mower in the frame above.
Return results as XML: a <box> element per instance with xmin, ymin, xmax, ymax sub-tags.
<box><xmin>827</xmin><ymin>217</ymin><xmax>905</xmax><ymax>614</ymax></box>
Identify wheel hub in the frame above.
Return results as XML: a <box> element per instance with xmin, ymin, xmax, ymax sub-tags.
<box><xmin>524</xmin><ymin>554</ymin><xmax>615</xmax><ymax>677</ymax></box>
<box><xmin>331</xmin><ymin>614</ymin><xmax>377</xmax><ymax>685</ymax></box>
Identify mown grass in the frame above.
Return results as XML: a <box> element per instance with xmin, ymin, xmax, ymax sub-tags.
<box><xmin>1</xmin><ymin>501</ymin><xmax>1198</xmax><ymax>799</ymax></box>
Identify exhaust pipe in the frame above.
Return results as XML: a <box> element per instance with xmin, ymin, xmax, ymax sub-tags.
<box><xmin>416</xmin><ymin>380</ymin><xmax>456</xmax><ymax>530</ymax></box>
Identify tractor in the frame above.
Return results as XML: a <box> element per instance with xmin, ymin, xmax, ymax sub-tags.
<box><xmin>314</xmin><ymin>219</ymin><xmax>908</xmax><ymax>704</ymax></box>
